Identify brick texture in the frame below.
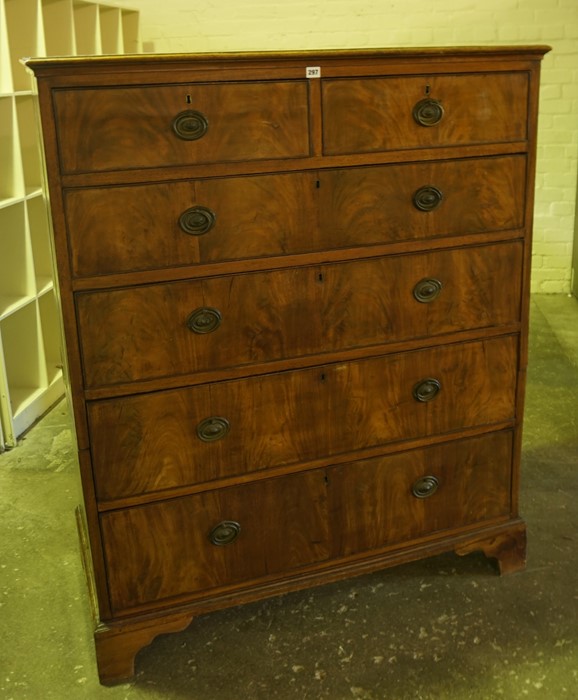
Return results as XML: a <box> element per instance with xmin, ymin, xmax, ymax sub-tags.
<box><xmin>115</xmin><ymin>0</ymin><xmax>578</xmax><ymax>292</ymax></box>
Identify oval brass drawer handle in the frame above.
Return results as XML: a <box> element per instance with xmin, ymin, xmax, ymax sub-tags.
<box><xmin>209</xmin><ymin>520</ymin><xmax>241</xmax><ymax>546</ymax></box>
<box><xmin>172</xmin><ymin>109</ymin><xmax>209</xmax><ymax>140</ymax></box>
<box><xmin>179</xmin><ymin>206</ymin><xmax>216</xmax><ymax>235</ymax></box>
<box><xmin>413</xmin><ymin>185</ymin><xmax>443</xmax><ymax>212</ymax></box>
<box><xmin>413</xmin><ymin>278</ymin><xmax>443</xmax><ymax>303</ymax></box>
<box><xmin>413</xmin><ymin>378</ymin><xmax>441</xmax><ymax>402</ymax></box>
<box><xmin>413</xmin><ymin>98</ymin><xmax>444</xmax><ymax>127</ymax></box>
<box><xmin>412</xmin><ymin>475</ymin><xmax>439</xmax><ymax>499</ymax></box>
<box><xmin>197</xmin><ymin>416</ymin><xmax>230</xmax><ymax>442</ymax></box>
<box><xmin>187</xmin><ymin>307</ymin><xmax>222</xmax><ymax>334</ymax></box>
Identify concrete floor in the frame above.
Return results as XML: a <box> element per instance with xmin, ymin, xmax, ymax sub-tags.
<box><xmin>1</xmin><ymin>294</ymin><xmax>577</xmax><ymax>699</ymax></box>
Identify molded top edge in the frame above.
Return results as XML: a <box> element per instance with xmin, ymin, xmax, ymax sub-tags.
<box><xmin>25</xmin><ymin>45</ymin><xmax>551</xmax><ymax>75</ymax></box>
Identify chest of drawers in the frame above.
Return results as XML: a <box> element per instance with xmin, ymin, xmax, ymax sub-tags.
<box><xmin>28</xmin><ymin>46</ymin><xmax>549</xmax><ymax>684</ymax></box>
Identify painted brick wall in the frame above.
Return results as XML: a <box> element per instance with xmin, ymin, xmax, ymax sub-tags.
<box><xmin>114</xmin><ymin>0</ymin><xmax>578</xmax><ymax>293</ymax></box>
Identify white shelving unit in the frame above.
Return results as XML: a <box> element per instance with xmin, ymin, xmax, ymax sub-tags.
<box><xmin>0</xmin><ymin>0</ymin><xmax>140</xmax><ymax>449</ymax></box>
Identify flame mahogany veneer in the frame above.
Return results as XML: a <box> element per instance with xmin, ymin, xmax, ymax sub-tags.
<box><xmin>28</xmin><ymin>45</ymin><xmax>549</xmax><ymax>684</ymax></box>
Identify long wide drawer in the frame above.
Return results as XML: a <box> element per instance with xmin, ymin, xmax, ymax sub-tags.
<box><xmin>53</xmin><ymin>81</ymin><xmax>310</xmax><ymax>174</ymax></box>
<box><xmin>322</xmin><ymin>72</ymin><xmax>528</xmax><ymax>155</ymax></box>
<box><xmin>100</xmin><ymin>431</ymin><xmax>513</xmax><ymax>613</ymax></box>
<box><xmin>89</xmin><ymin>335</ymin><xmax>518</xmax><ymax>501</ymax></box>
<box><xmin>65</xmin><ymin>155</ymin><xmax>526</xmax><ymax>277</ymax></box>
<box><xmin>77</xmin><ymin>241</ymin><xmax>523</xmax><ymax>389</ymax></box>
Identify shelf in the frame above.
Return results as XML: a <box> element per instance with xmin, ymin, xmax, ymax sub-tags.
<box><xmin>0</xmin><ymin>294</ymin><xmax>64</xmax><ymax>442</ymax></box>
<box><xmin>11</xmin><ymin>375</ymin><xmax>64</xmax><ymax>439</ymax></box>
<box><xmin>1</xmin><ymin>302</ymin><xmax>43</xmax><ymax>416</ymax></box>
<box><xmin>121</xmin><ymin>10</ymin><xmax>139</xmax><ymax>54</ymax></box>
<box><xmin>0</xmin><ymin>96</ymin><xmax>24</xmax><ymax>200</ymax></box>
<box><xmin>73</xmin><ymin>1</ymin><xmax>101</xmax><ymax>55</ymax></box>
<box><xmin>99</xmin><ymin>5</ymin><xmax>121</xmax><ymax>54</ymax></box>
<box><xmin>0</xmin><ymin>0</ymin><xmax>140</xmax><ymax>445</ymax></box>
<box><xmin>43</xmin><ymin>0</ymin><xmax>76</xmax><ymax>56</ymax></box>
<box><xmin>4</xmin><ymin>294</ymin><xmax>64</xmax><ymax>439</ymax></box>
<box><xmin>4</xmin><ymin>0</ymin><xmax>40</xmax><ymax>92</ymax></box>
<box><xmin>16</xmin><ymin>95</ymin><xmax>43</xmax><ymax>191</ymax></box>
<box><xmin>36</xmin><ymin>278</ymin><xmax>54</xmax><ymax>296</ymax></box>
<box><xmin>0</xmin><ymin>0</ymin><xmax>13</xmax><ymax>94</ymax></box>
<box><xmin>0</xmin><ymin>195</ymin><xmax>25</xmax><ymax>210</ymax></box>
<box><xmin>39</xmin><ymin>288</ymin><xmax>63</xmax><ymax>385</ymax></box>
<box><xmin>0</xmin><ymin>202</ymin><xmax>35</xmax><ymax>317</ymax></box>
<box><xmin>0</xmin><ymin>295</ymin><xmax>39</xmax><ymax>321</ymax></box>
<box><xmin>27</xmin><ymin>195</ymin><xmax>54</xmax><ymax>290</ymax></box>
<box><xmin>0</xmin><ymin>330</ymin><xmax>15</xmax><ymax>448</ymax></box>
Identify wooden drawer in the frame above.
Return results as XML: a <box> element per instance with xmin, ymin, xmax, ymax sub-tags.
<box><xmin>89</xmin><ymin>335</ymin><xmax>518</xmax><ymax>502</ymax></box>
<box><xmin>53</xmin><ymin>81</ymin><xmax>310</xmax><ymax>174</ymax></box>
<box><xmin>77</xmin><ymin>242</ymin><xmax>522</xmax><ymax>389</ymax></box>
<box><xmin>330</xmin><ymin>431</ymin><xmax>513</xmax><ymax>557</ymax></box>
<box><xmin>66</xmin><ymin>171</ymin><xmax>318</xmax><ymax>277</ymax></box>
<box><xmin>101</xmin><ymin>469</ymin><xmax>331</xmax><ymax>613</ymax></box>
<box><xmin>100</xmin><ymin>430</ymin><xmax>512</xmax><ymax>613</ymax></box>
<box><xmin>319</xmin><ymin>155</ymin><xmax>526</xmax><ymax>248</ymax></box>
<box><xmin>322</xmin><ymin>72</ymin><xmax>528</xmax><ymax>155</ymax></box>
<box><xmin>65</xmin><ymin>155</ymin><xmax>525</xmax><ymax>277</ymax></box>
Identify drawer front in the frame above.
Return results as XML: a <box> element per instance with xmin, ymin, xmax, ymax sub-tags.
<box><xmin>65</xmin><ymin>155</ymin><xmax>525</xmax><ymax>278</ymax></box>
<box><xmin>53</xmin><ymin>81</ymin><xmax>310</xmax><ymax>173</ymax></box>
<box><xmin>320</xmin><ymin>155</ymin><xmax>526</xmax><ymax>247</ymax></box>
<box><xmin>65</xmin><ymin>172</ymin><xmax>319</xmax><ymax>277</ymax></box>
<box><xmin>330</xmin><ymin>431</ymin><xmax>513</xmax><ymax>557</ymax></box>
<box><xmin>322</xmin><ymin>72</ymin><xmax>528</xmax><ymax>155</ymax></box>
<box><xmin>77</xmin><ymin>242</ymin><xmax>522</xmax><ymax>389</ymax></box>
<box><xmin>89</xmin><ymin>335</ymin><xmax>518</xmax><ymax>501</ymax></box>
<box><xmin>101</xmin><ymin>470</ymin><xmax>331</xmax><ymax>613</ymax></box>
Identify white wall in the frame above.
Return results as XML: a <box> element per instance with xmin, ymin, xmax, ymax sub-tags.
<box><xmin>111</xmin><ymin>0</ymin><xmax>578</xmax><ymax>293</ymax></box>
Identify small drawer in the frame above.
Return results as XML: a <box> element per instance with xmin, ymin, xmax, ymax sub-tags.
<box><xmin>322</xmin><ymin>72</ymin><xmax>529</xmax><ymax>155</ymax></box>
<box><xmin>101</xmin><ymin>470</ymin><xmax>331</xmax><ymax>613</ymax></box>
<box><xmin>88</xmin><ymin>335</ymin><xmax>518</xmax><ymax>502</ymax></box>
<box><xmin>76</xmin><ymin>241</ymin><xmax>523</xmax><ymax>389</ymax></box>
<box><xmin>64</xmin><ymin>155</ymin><xmax>526</xmax><ymax>277</ymax></box>
<box><xmin>53</xmin><ymin>81</ymin><xmax>310</xmax><ymax>173</ymax></box>
<box><xmin>330</xmin><ymin>431</ymin><xmax>513</xmax><ymax>557</ymax></box>
<box><xmin>320</xmin><ymin>155</ymin><xmax>526</xmax><ymax>247</ymax></box>
<box><xmin>64</xmin><ymin>171</ymin><xmax>319</xmax><ymax>277</ymax></box>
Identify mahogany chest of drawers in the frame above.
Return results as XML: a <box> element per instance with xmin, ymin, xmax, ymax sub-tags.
<box><xmin>28</xmin><ymin>46</ymin><xmax>549</xmax><ymax>684</ymax></box>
